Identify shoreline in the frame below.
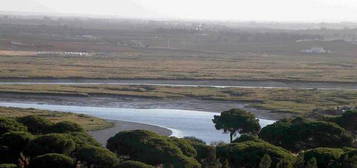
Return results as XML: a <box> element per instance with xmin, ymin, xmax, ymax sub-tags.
<box><xmin>0</xmin><ymin>93</ymin><xmax>290</xmax><ymax>120</ymax></box>
<box><xmin>89</xmin><ymin>120</ymin><xmax>172</xmax><ymax>145</ymax></box>
<box><xmin>0</xmin><ymin>101</ymin><xmax>275</xmax><ymax>143</ymax></box>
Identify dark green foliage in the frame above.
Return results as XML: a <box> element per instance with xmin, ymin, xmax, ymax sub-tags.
<box><xmin>68</xmin><ymin>132</ymin><xmax>101</xmax><ymax>147</ymax></box>
<box><xmin>0</xmin><ymin>164</ymin><xmax>17</xmax><ymax>168</ymax></box>
<box><xmin>106</xmin><ymin>130</ymin><xmax>200</xmax><ymax>168</ymax></box>
<box><xmin>76</xmin><ymin>145</ymin><xmax>119</xmax><ymax>168</ymax></box>
<box><xmin>212</xmin><ymin>109</ymin><xmax>261</xmax><ymax>142</ymax></box>
<box><xmin>28</xmin><ymin>153</ymin><xmax>74</xmax><ymax>168</ymax></box>
<box><xmin>333</xmin><ymin>110</ymin><xmax>357</xmax><ymax>133</ymax></box>
<box><xmin>17</xmin><ymin>116</ymin><xmax>53</xmax><ymax>134</ymax></box>
<box><xmin>276</xmin><ymin>159</ymin><xmax>293</xmax><ymax>168</ymax></box>
<box><xmin>216</xmin><ymin>141</ymin><xmax>295</xmax><ymax>168</ymax></box>
<box><xmin>185</xmin><ymin>138</ymin><xmax>213</xmax><ymax>160</ymax></box>
<box><xmin>106</xmin><ymin>130</ymin><xmax>160</xmax><ymax>157</ymax></box>
<box><xmin>169</xmin><ymin>137</ymin><xmax>197</xmax><ymax>157</ymax></box>
<box><xmin>259</xmin><ymin>117</ymin><xmax>353</xmax><ymax>152</ymax></box>
<box><xmin>185</xmin><ymin>137</ymin><xmax>218</xmax><ymax>168</ymax></box>
<box><xmin>51</xmin><ymin>121</ymin><xmax>84</xmax><ymax>133</ymax></box>
<box><xmin>0</xmin><ymin>118</ymin><xmax>27</xmax><ymax>135</ymax></box>
<box><xmin>303</xmin><ymin>148</ymin><xmax>344</xmax><ymax>168</ymax></box>
<box><xmin>25</xmin><ymin>133</ymin><xmax>76</xmax><ymax>157</ymax></box>
<box><xmin>183</xmin><ymin>137</ymin><xmax>206</xmax><ymax>145</ymax></box>
<box><xmin>341</xmin><ymin>150</ymin><xmax>357</xmax><ymax>168</ymax></box>
<box><xmin>116</xmin><ymin>161</ymin><xmax>155</xmax><ymax>168</ymax></box>
<box><xmin>305</xmin><ymin>158</ymin><xmax>318</xmax><ymax>168</ymax></box>
<box><xmin>0</xmin><ymin>131</ymin><xmax>33</xmax><ymax>152</ymax></box>
<box><xmin>293</xmin><ymin>154</ymin><xmax>305</xmax><ymax>168</ymax></box>
<box><xmin>171</xmin><ymin>156</ymin><xmax>201</xmax><ymax>168</ymax></box>
<box><xmin>0</xmin><ymin>146</ymin><xmax>19</xmax><ymax>164</ymax></box>
<box><xmin>259</xmin><ymin>154</ymin><xmax>272</xmax><ymax>168</ymax></box>
<box><xmin>233</xmin><ymin>134</ymin><xmax>264</xmax><ymax>143</ymax></box>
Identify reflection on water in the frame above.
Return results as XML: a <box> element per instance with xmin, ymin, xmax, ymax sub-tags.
<box><xmin>0</xmin><ymin>102</ymin><xmax>275</xmax><ymax>143</ymax></box>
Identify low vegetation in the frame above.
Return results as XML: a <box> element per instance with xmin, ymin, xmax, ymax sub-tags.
<box><xmin>2</xmin><ymin>51</ymin><xmax>357</xmax><ymax>82</ymax></box>
<box><xmin>1</xmin><ymin>84</ymin><xmax>357</xmax><ymax>115</ymax></box>
<box><xmin>0</xmin><ymin>107</ymin><xmax>112</xmax><ymax>131</ymax></box>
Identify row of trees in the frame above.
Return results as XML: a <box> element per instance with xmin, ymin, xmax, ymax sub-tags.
<box><xmin>0</xmin><ymin>109</ymin><xmax>356</xmax><ymax>168</ymax></box>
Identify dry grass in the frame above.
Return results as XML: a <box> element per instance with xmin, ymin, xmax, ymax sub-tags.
<box><xmin>0</xmin><ymin>50</ymin><xmax>36</xmax><ymax>56</ymax></box>
<box><xmin>0</xmin><ymin>49</ymin><xmax>357</xmax><ymax>82</ymax></box>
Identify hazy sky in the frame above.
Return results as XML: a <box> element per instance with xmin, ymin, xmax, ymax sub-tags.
<box><xmin>2</xmin><ymin>0</ymin><xmax>357</xmax><ymax>22</ymax></box>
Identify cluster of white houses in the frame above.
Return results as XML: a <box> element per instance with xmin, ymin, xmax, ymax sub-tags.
<box><xmin>300</xmin><ymin>47</ymin><xmax>331</xmax><ymax>54</ymax></box>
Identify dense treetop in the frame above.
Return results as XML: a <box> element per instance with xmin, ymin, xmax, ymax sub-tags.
<box><xmin>259</xmin><ymin>117</ymin><xmax>354</xmax><ymax>152</ymax></box>
<box><xmin>0</xmin><ymin>108</ymin><xmax>356</xmax><ymax>168</ymax></box>
<box><xmin>213</xmin><ymin>109</ymin><xmax>261</xmax><ymax>142</ymax></box>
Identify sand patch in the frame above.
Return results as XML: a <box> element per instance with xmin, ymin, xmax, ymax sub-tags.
<box><xmin>0</xmin><ymin>50</ymin><xmax>37</xmax><ymax>56</ymax></box>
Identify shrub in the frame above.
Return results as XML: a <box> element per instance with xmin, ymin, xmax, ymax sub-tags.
<box><xmin>17</xmin><ymin>116</ymin><xmax>53</xmax><ymax>134</ymax></box>
<box><xmin>185</xmin><ymin>137</ymin><xmax>218</xmax><ymax>168</ymax></box>
<box><xmin>216</xmin><ymin>141</ymin><xmax>296</xmax><ymax>168</ymax></box>
<box><xmin>0</xmin><ymin>118</ymin><xmax>27</xmax><ymax>135</ymax></box>
<box><xmin>305</xmin><ymin>158</ymin><xmax>318</xmax><ymax>168</ymax></box>
<box><xmin>25</xmin><ymin>134</ymin><xmax>75</xmax><ymax>157</ymax></box>
<box><xmin>341</xmin><ymin>150</ymin><xmax>357</xmax><ymax>168</ymax></box>
<box><xmin>28</xmin><ymin>153</ymin><xmax>74</xmax><ymax>168</ymax></box>
<box><xmin>303</xmin><ymin>148</ymin><xmax>344</xmax><ymax>168</ymax></box>
<box><xmin>0</xmin><ymin>164</ymin><xmax>17</xmax><ymax>168</ymax></box>
<box><xmin>76</xmin><ymin>145</ymin><xmax>119</xmax><ymax>168</ymax></box>
<box><xmin>0</xmin><ymin>131</ymin><xmax>33</xmax><ymax>152</ymax></box>
<box><xmin>107</xmin><ymin>130</ymin><xmax>200</xmax><ymax>168</ymax></box>
<box><xmin>169</xmin><ymin>137</ymin><xmax>197</xmax><ymax>157</ymax></box>
<box><xmin>51</xmin><ymin>121</ymin><xmax>84</xmax><ymax>133</ymax></box>
<box><xmin>0</xmin><ymin>146</ymin><xmax>19</xmax><ymax>164</ymax></box>
<box><xmin>333</xmin><ymin>110</ymin><xmax>357</xmax><ymax>132</ymax></box>
<box><xmin>116</xmin><ymin>161</ymin><xmax>155</xmax><ymax>168</ymax></box>
<box><xmin>233</xmin><ymin>134</ymin><xmax>264</xmax><ymax>143</ymax></box>
<box><xmin>183</xmin><ymin>137</ymin><xmax>206</xmax><ymax>145</ymax></box>
<box><xmin>259</xmin><ymin>154</ymin><xmax>272</xmax><ymax>168</ymax></box>
<box><xmin>68</xmin><ymin>132</ymin><xmax>101</xmax><ymax>147</ymax></box>
<box><xmin>259</xmin><ymin>117</ymin><xmax>353</xmax><ymax>152</ymax></box>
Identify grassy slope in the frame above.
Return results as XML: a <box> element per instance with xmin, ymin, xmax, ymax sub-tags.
<box><xmin>1</xmin><ymin>84</ymin><xmax>357</xmax><ymax>114</ymax></box>
<box><xmin>0</xmin><ymin>106</ymin><xmax>113</xmax><ymax>131</ymax></box>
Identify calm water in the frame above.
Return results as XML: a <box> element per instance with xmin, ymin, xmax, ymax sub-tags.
<box><xmin>0</xmin><ymin>102</ymin><xmax>275</xmax><ymax>143</ymax></box>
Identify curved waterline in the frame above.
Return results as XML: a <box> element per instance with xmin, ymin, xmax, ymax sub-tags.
<box><xmin>0</xmin><ymin>102</ymin><xmax>275</xmax><ymax>143</ymax></box>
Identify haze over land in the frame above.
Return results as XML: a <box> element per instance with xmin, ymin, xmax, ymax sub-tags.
<box><xmin>2</xmin><ymin>0</ymin><xmax>357</xmax><ymax>22</ymax></box>
<box><xmin>0</xmin><ymin>1</ymin><xmax>357</xmax><ymax>168</ymax></box>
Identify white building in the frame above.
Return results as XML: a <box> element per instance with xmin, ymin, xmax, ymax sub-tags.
<box><xmin>301</xmin><ymin>47</ymin><xmax>330</xmax><ymax>54</ymax></box>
